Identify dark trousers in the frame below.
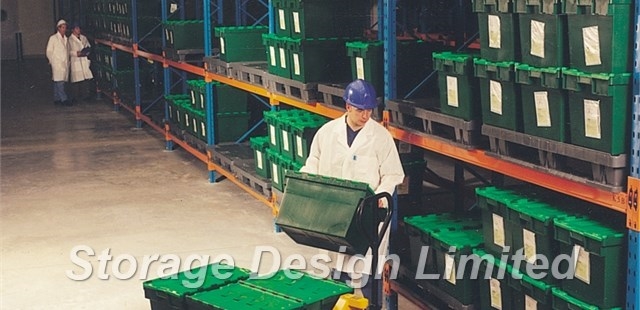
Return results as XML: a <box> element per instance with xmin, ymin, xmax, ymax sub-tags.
<box><xmin>71</xmin><ymin>79</ymin><xmax>94</xmax><ymax>101</ymax></box>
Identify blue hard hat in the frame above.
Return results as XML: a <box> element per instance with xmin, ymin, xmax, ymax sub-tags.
<box><xmin>343</xmin><ymin>79</ymin><xmax>377</xmax><ymax>110</ymax></box>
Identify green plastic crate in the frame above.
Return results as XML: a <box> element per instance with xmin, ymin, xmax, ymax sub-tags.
<box><xmin>289</xmin><ymin>0</ymin><xmax>366</xmax><ymax>39</ymax></box>
<box><xmin>275</xmin><ymin>172</ymin><xmax>379</xmax><ymax>255</ymax></box>
<box><xmin>564</xmin><ymin>0</ymin><xmax>632</xmax><ymax>73</ymax></box>
<box><xmin>163</xmin><ymin>20</ymin><xmax>205</xmax><ymax>50</ymax></box>
<box><xmin>476</xmin><ymin>186</ymin><xmax>529</xmax><ymax>257</ymax></box>
<box><xmin>267</xmin><ymin>148</ymin><xmax>288</xmax><ymax>191</ymax></box>
<box><xmin>475</xmin><ymin>250</ymin><xmax>517</xmax><ymax>310</ymax></box>
<box><xmin>551</xmin><ymin>288</ymin><xmax>623</xmax><ymax>310</ymax></box>
<box><xmin>290</xmin><ymin>115</ymin><xmax>327</xmax><ymax>164</ymax></box>
<box><xmin>510</xmin><ymin>267</ymin><xmax>553</xmax><ymax>310</ymax></box>
<box><xmin>187</xmin><ymin>282</ymin><xmax>304</xmax><ymax>310</ymax></box>
<box><xmin>562</xmin><ymin>69</ymin><xmax>631</xmax><ymax>155</ymax></box>
<box><xmin>272</xmin><ymin>0</ymin><xmax>293</xmax><ymax>37</ymax></box>
<box><xmin>514</xmin><ymin>0</ymin><xmax>562</xmax><ymax>13</ymax></box>
<box><xmin>518</xmin><ymin>14</ymin><xmax>567</xmax><ymax>67</ymax></box>
<box><xmin>478</xmin><ymin>12</ymin><xmax>520</xmax><ymax>62</ymax></box>
<box><xmin>250</xmin><ymin>136</ymin><xmax>271</xmax><ymax>179</ymax></box>
<box><xmin>187</xmin><ymin>79</ymin><xmax>206</xmax><ymax>108</ymax></box>
<box><xmin>288</xmin><ymin>37</ymin><xmax>350</xmax><ymax>83</ymax></box>
<box><xmin>263</xmin><ymin>110</ymin><xmax>281</xmax><ymax>151</ymax></box>
<box><xmin>433</xmin><ymin>52</ymin><xmax>481</xmax><ymax>121</ymax></box>
<box><xmin>191</xmin><ymin>109</ymin><xmax>206</xmax><ymax>141</ymax></box>
<box><xmin>246</xmin><ymin>270</ymin><xmax>353</xmax><ymax>310</ymax></box>
<box><xmin>431</xmin><ymin>228</ymin><xmax>484</xmax><ymax>305</ymax></box>
<box><xmin>473</xmin><ymin>0</ymin><xmax>514</xmax><ymax>12</ymax></box>
<box><xmin>405</xmin><ymin>214</ymin><xmax>482</xmax><ymax>276</ymax></box>
<box><xmin>553</xmin><ymin>216</ymin><xmax>626</xmax><ymax>308</ymax></box>
<box><xmin>262</xmin><ymin>33</ymin><xmax>291</xmax><ymax>79</ymax></box>
<box><xmin>474</xmin><ymin>58</ymin><xmax>522</xmax><ymax>131</ymax></box>
<box><xmin>143</xmin><ymin>263</ymin><xmax>250</xmax><ymax>310</ymax></box>
<box><xmin>515</xmin><ymin>64</ymin><xmax>567</xmax><ymax>141</ymax></box>
<box><xmin>506</xmin><ymin>199</ymin><xmax>574</xmax><ymax>284</ymax></box>
<box><xmin>215</xmin><ymin>26</ymin><xmax>269</xmax><ymax>62</ymax></box>
<box><xmin>215</xmin><ymin>112</ymin><xmax>250</xmax><ymax>143</ymax></box>
<box><xmin>165</xmin><ymin>94</ymin><xmax>190</xmax><ymax>126</ymax></box>
<box><xmin>346</xmin><ymin>41</ymin><xmax>384</xmax><ymax>96</ymax></box>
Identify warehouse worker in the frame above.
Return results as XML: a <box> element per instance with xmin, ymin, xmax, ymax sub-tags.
<box><xmin>46</xmin><ymin>19</ymin><xmax>71</xmax><ymax>106</ymax></box>
<box><xmin>300</xmin><ymin>79</ymin><xmax>404</xmax><ymax>301</ymax></box>
<box><xmin>68</xmin><ymin>22</ymin><xmax>94</xmax><ymax>103</ymax></box>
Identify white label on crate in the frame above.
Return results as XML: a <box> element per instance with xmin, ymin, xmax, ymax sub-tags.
<box><xmin>582</xmin><ymin>26</ymin><xmax>602</xmax><ymax>66</ymax></box>
<box><xmin>169</xmin><ymin>106</ymin><xmax>173</xmax><ymax>117</ymax></box>
<box><xmin>584</xmin><ymin>99</ymin><xmax>601</xmax><ymax>139</ymax></box>
<box><xmin>269</xmin><ymin>46</ymin><xmax>277</xmax><ymax>66</ymax></box>
<box><xmin>270</xmin><ymin>125</ymin><xmax>277</xmax><ymax>146</ymax></box>
<box><xmin>191</xmin><ymin>91</ymin><xmax>196</xmax><ymax>106</ymax></box>
<box><xmin>492</xmin><ymin>213</ymin><xmax>505</xmax><ymax>248</ymax></box>
<box><xmin>446</xmin><ymin>75</ymin><xmax>459</xmax><ymax>107</ymax></box>
<box><xmin>193</xmin><ymin>119</ymin><xmax>198</xmax><ymax>134</ymax></box>
<box><xmin>573</xmin><ymin>244</ymin><xmax>591</xmax><ymax>284</ymax></box>
<box><xmin>534</xmin><ymin>91</ymin><xmax>552</xmax><ymax>127</ymax></box>
<box><xmin>176</xmin><ymin>110</ymin><xmax>180</xmax><ymax>120</ymax></box>
<box><xmin>488</xmin><ymin>15</ymin><xmax>501</xmax><ymax>49</ymax></box>
<box><xmin>489</xmin><ymin>80</ymin><xmax>503</xmax><ymax>115</ymax></box>
<box><xmin>530</xmin><ymin>19</ymin><xmax>546</xmax><ymax>58</ymax></box>
<box><xmin>523</xmin><ymin>228</ymin><xmax>538</xmax><ymax>264</ymax></box>
<box><xmin>356</xmin><ymin>57</ymin><xmax>365</xmax><ymax>80</ymax></box>
<box><xmin>279</xmin><ymin>47</ymin><xmax>287</xmax><ymax>69</ymax></box>
<box><xmin>256</xmin><ymin>150</ymin><xmax>263</xmax><ymax>169</ymax></box>
<box><xmin>169</xmin><ymin>30</ymin><xmax>173</xmax><ymax>45</ymax></box>
<box><xmin>170</xmin><ymin>3</ymin><xmax>178</xmax><ymax>13</ymax></box>
<box><xmin>490</xmin><ymin>278</ymin><xmax>502</xmax><ymax>310</ymax></box>
<box><xmin>278</xmin><ymin>9</ymin><xmax>286</xmax><ymax>30</ymax></box>
<box><xmin>525</xmin><ymin>295</ymin><xmax>538</xmax><ymax>310</ymax></box>
<box><xmin>282</xmin><ymin>130</ymin><xmax>290</xmax><ymax>151</ymax></box>
<box><xmin>201</xmin><ymin>123</ymin><xmax>206</xmax><ymax>137</ymax></box>
<box><xmin>185</xmin><ymin>114</ymin><xmax>190</xmax><ymax>128</ymax></box>
<box><xmin>165</xmin><ymin>29</ymin><xmax>170</xmax><ymax>42</ymax></box>
<box><xmin>220</xmin><ymin>37</ymin><xmax>226</xmax><ymax>54</ymax></box>
<box><xmin>293</xmin><ymin>53</ymin><xmax>300</xmax><ymax>76</ymax></box>
<box><xmin>272</xmin><ymin>162</ymin><xmax>279</xmax><ymax>184</ymax></box>
<box><xmin>293</xmin><ymin>11</ymin><xmax>301</xmax><ymax>34</ymax></box>
<box><xmin>397</xmin><ymin>176</ymin><xmax>410</xmax><ymax>195</ymax></box>
<box><xmin>444</xmin><ymin>254</ymin><xmax>456</xmax><ymax>285</ymax></box>
<box><xmin>296</xmin><ymin>136</ymin><xmax>303</xmax><ymax>157</ymax></box>
<box><xmin>200</xmin><ymin>94</ymin><xmax>205</xmax><ymax>110</ymax></box>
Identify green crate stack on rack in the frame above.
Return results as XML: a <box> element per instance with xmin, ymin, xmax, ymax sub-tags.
<box><xmin>514</xmin><ymin>0</ymin><xmax>568</xmax><ymax>68</ymax></box>
<box><xmin>263</xmin><ymin>33</ymin><xmax>292</xmax><ymax>79</ymax></box>
<box><xmin>473</xmin><ymin>0</ymin><xmax>520</xmax><ymax>62</ymax></box>
<box><xmin>143</xmin><ymin>263</ymin><xmax>251</xmax><ymax>310</ymax></box>
<box><xmin>474</xmin><ymin>58</ymin><xmax>522</xmax><ymax>131</ymax></box>
<box><xmin>271</xmin><ymin>0</ymin><xmax>366</xmax><ymax>39</ymax></box>
<box><xmin>562</xmin><ymin>70</ymin><xmax>632</xmax><ymax>155</ymax></box>
<box><xmin>563</xmin><ymin>0</ymin><xmax>633</xmax><ymax>74</ymax></box>
<box><xmin>163</xmin><ymin>20</ymin><xmax>206</xmax><ymax>50</ymax></box>
<box><xmin>432</xmin><ymin>52</ymin><xmax>481</xmax><ymax>121</ymax></box>
<box><xmin>474</xmin><ymin>249</ymin><xmax>519</xmax><ymax>310</ymax></box>
<box><xmin>515</xmin><ymin>64</ymin><xmax>567</xmax><ymax>142</ymax></box>
<box><xmin>250</xmin><ymin>136</ymin><xmax>272</xmax><ymax>179</ymax></box>
<box><xmin>165</xmin><ymin>94</ymin><xmax>191</xmax><ymax>129</ymax></box>
<box><xmin>552</xmin><ymin>216</ymin><xmax>627</xmax><ymax>309</ymax></box>
<box><xmin>215</xmin><ymin>26</ymin><xmax>269</xmax><ymax>62</ymax></box>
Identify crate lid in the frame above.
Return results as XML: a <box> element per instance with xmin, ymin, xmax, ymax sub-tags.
<box><xmin>245</xmin><ymin>270</ymin><xmax>352</xmax><ymax>304</ymax></box>
<box><xmin>405</xmin><ymin>213</ymin><xmax>482</xmax><ymax>234</ymax></box>
<box><xmin>508</xmin><ymin>200</ymin><xmax>573</xmax><ymax>223</ymax></box>
<box><xmin>345</xmin><ymin>40</ymin><xmax>383</xmax><ymax>49</ymax></box>
<box><xmin>515</xmin><ymin>63</ymin><xmax>563</xmax><ymax>74</ymax></box>
<box><xmin>143</xmin><ymin>263</ymin><xmax>250</xmax><ymax>298</ymax></box>
<box><xmin>250</xmin><ymin>136</ymin><xmax>271</xmax><ymax>148</ymax></box>
<box><xmin>189</xmin><ymin>282</ymin><xmax>304</xmax><ymax>309</ymax></box>
<box><xmin>472</xmin><ymin>248</ymin><xmax>513</xmax><ymax>272</ymax></box>
<box><xmin>476</xmin><ymin>186</ymin><xmax>529</xmax><ymax>207</ymax></box>
<box><xmin>553</xmin><ymin>216</ymin><xmax>625</xmax><ymax>246</ymax></box>
<box><xmin>433</xmin><ymin>51</ymin><xmax>477</xmax><ymax>63</ymax></box>
<box><xmin>551</xmin><ymin>288</ymin><xmax>622</xmax><ymax>310</ymax></box>
<box><xmin>473</xmin><ymin>57</ymin><xmax>517</xmax><ymax>69</ymax></box>
<box><xmin>561</xmin><ymin>69</ymin><xmax>632</xmax><ymax>85</ymax></box>
<box><xmin>431</xmin><ymin>227</ymin><xmax>484</xmax><ymax>251</ymax></box>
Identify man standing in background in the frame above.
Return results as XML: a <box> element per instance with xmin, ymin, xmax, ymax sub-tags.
<box><xmin>46</xmin><ymin>19</ymin><xmax>71</xmax><ymax>106</ymax></box>
<box><xmin>68</xmin><ymin>22</ymin><xmax>94</xmax><ymax>103</ymax></box>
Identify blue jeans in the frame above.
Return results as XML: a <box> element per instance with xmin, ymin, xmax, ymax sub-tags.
<box><xmin>53</xmin><ymin>81</ymin><xmax>67</xmax><ymax>101</ymax></box>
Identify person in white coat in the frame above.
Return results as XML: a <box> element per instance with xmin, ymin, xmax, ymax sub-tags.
<box><xmin>300</xmin><ymin>79</ymin><xmax>404</xmax><ymax>302</ymax></box>
<box><xmin>68</xmin><ymin>22</ymin><xmax>94</xmax><ymax>102</ymax></box>
<box><xmin>46</xmin><ymin>19</ymin><xmax>71</xmax><ymax>106</ymax></box>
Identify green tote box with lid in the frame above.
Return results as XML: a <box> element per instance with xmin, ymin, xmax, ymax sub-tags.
<box><xmin>475</xmin><ymin>249</ymin><xmax>518</xmax><ymax>310</ymax></box>
<box><xmin>215</xmin><ymin>26</ymin><xmax>268</xmax><ymax>62</ymax></box>
<box><xmin>263</xmin><ymin>33</ymin><xmax>292</xmax><ymax>79</ymax></box>
<box><xmin>562</xmin><ymin>69</ymin><xmax>631</xmax><ymax>155</ymax></box>
<box><xmin>433</xmin><ymin>52</ymin><xmax>480</xmax><ymax>121</ymax></box>
<box><xmin>474</xmin><ymin>58</ymin><xmax>522</xmax><ymax>131</ymax></box>
<box><xmin>476</xmin><ymin>186</ymin><xmax>529</xmax><ymax>257</ymax></box>
<box><xmin>250</xmin><ymin>136</ymin><xmax>271</xmax><ymax>179</ymax></box>
<box><xmin>187</xmin><ymin>282</ymin><xmax>304</xmax><ymax>310</ymax></box>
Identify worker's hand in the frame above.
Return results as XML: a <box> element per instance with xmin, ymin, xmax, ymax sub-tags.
<box><xmin>378</xmin><ymin>198</ymin><xmax>386</xmax><ymax>208</ymax></box>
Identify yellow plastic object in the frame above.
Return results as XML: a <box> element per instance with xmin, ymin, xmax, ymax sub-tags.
<box><xmin>332</xmin><ymin>294</ymin><xmax>369</xmax><ymax>310</ymax></box>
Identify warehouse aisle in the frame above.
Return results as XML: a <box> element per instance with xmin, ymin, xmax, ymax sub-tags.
<box><xmin>0</xmin><ymin>59</ymin><xmax>422</xmax><ymax>310</ymax></box>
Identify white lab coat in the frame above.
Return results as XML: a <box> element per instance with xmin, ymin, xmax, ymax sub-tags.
<box><xmin>68</xmin><ymin>34</ymin><xmax>93</xmax><ymax>83</ymax></box>
<box><xmin>46</xmin><ymin>32</ymin><xmax>69</xmax><ymax>82</ymax></box>
<box><xmin>300</xmin><ymin>115</ymin><xmax>405</xmax><ymax>275</ymax></box>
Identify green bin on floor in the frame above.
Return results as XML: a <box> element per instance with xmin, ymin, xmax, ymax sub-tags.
<box><xmin>187</xmin><ymin>282</ymin><xmax>304</xmax><ymax>310</ymax></box>
<box><xmin>276</xmin><ymin>172</ymin><xmax>387</xmax><ymax>255</ymax></box>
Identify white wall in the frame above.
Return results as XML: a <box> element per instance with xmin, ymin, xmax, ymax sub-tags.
<box><xmin>1</xmin><ymin>0</ymin><xmax>54</xmax><ymax>59</ymax></box>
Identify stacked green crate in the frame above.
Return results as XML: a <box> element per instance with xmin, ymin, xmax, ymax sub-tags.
<box><xmin>275</xmin><ymin>110</ymin><xmax>308</xmax><ymax>160</ymax></box>
<box><xmin>563</xmin><ymin>0</ymin><xmax>632</xmax><ymax>74</ymax></box>
<box><xmin>267</xmin><ymin>148</ymin><xmax>291</xmax><ymax>191</ymax></box>
<box><xmin>404</xmin><ymin>214</ymin><xmax>482</xmax><ymax>276</ymax></box>
<box><xmin>553</xmin><ymin>216</ymin><xmax>626</xmax><ymax>308</ymax></box>
<box><xmin>474</xmin><ymin>249</ymin><xmax>518</xmax><ymax>310</ymax></box>
<box><xmin>551</xmin><ymin>287</ymin><xmax>623</xmax><ymax>310</ymax></box>
<box><xmin>515</xmin><ymin>64</ymin><xmax>567</xmax><ymax>141</ymax></box>
<box><xmin>250</xmin><ymin>136</ymin><xmax>271</xmax><ymax>178</ymax></box>
<box><xmin>510</xmin><ymin>270</ymin><xmax>554</xmax><ymax>310</ymax></box>
<box><xmin>165</xmin><ymin>94</ymin><xmax>190</xmax><ymax>127</ymax></box>
<box><xmin>215</xmin><ymin>26</ymin><xmax>268</xmax><ymax>62</ymax></box>
<box><xmin>290</xmin><ymin>114</ymin><xmax>327</xmax><ymax>165</ymax></box>
<box><xmin>515</xmin><ymin>0</ymin><xmax>567</xmax><ymax>68</ymax></box>
<box><xmin>473</xmin><ymin>0</ymin><xmax>520</xmax><ymax>62</ymax></box>
<box><xmin>562</xmin><ymin>70</ymin><xmax>631</xmax><ymax>155</ymax></box>
<box><xmin>476</xmin><ymin>186</ymin><xmax>529</xmax><ymax>256</ymax></box>
<box><xmin>263</xmin><ymin>33</ymin><xmax>291</xmax><ymax>79</ymax></box>
<box><xmin>187</xmin><ymin>282</ymin><xmax>304</xmax><ymax>310</ymax></box>
<box><xmin>246</xmin><ymin>269</ymin><xmax>353</xmax><ymax>309</ymax></box>
<box><xmin>163</xmin><ymin>20</ymin><xmax>205</xmax><ymax>50</ymax></box>
<box><xmin>288</xmin><ymin>37</ymin><xmax>350</xmax><ymax>83</ymax></box>
<box><xmin>431</xmin><ymin>228</ymin><xmax>484</xmax><ymax>305</ymax></box>
<box><xmin>143</xmin><ymin>263</ymin><xmax>250</xmax><ymax>310</ymax></box>
<box><xmin>187</xmin><ymin>79</ymin><xmax>206</xmax><ymax>109</ymax></box>
<box><xmin>474</xmin><ymin>58</ymin><xmax>522</xmax><ymax>131</ymax></box>
<box><xmin>433</xmin><ymin>52</ymin><xmax>481</xmax><ymax>121</ymax></box>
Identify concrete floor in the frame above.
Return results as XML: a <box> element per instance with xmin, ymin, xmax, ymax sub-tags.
<box><xmin>1</xmin><ymin>59</ymin><xmax>424</xmax><ymax>309</ymax></box>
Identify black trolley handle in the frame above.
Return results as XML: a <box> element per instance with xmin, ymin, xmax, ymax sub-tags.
<box><xmin>355</xmin><ymin>191</ymin><xmax>393</xmax><ymax>310</ymax></box>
